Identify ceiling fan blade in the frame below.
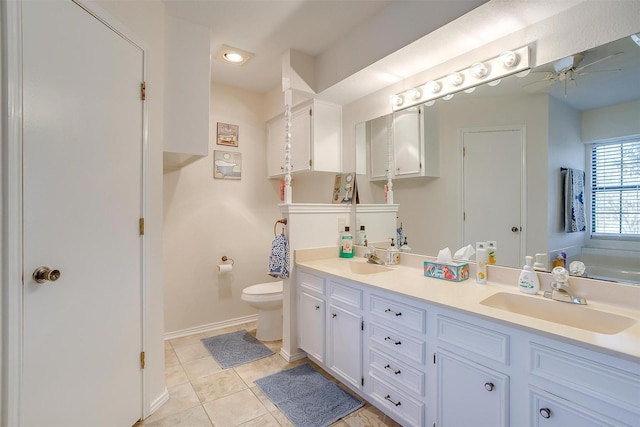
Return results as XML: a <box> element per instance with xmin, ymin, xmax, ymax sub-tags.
<box><xmin>575</xmin><ymin>68</ymin><xmax>622</xmax><ymax>76</ymax></box>
<box><xmin>574</xmin><ymin>51</ymin><xmax>623</xmax><ymax>72</ymax></box>
<box><xmin>523</xmin><ymin>79</ymin><xmax>555</xmax><ymax>92</ymax></box>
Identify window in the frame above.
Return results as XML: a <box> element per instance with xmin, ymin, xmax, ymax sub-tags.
<box><xmin>590</xmin><ymin>139</ymin><xmax>640</xmax><ymax>237</ymax></box>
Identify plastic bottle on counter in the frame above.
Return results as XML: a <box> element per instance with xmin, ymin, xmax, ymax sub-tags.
<box><xmin>357</xmin><ymin>225</ymin><xmax>367</xmax><ymax>247</ymax></box>
<box><xmin>387</xmin><ymin>238</ymin><xmax>400</xmax><ymax>265</ymax></box>
<box><xmin>518</xmin><ymin>256</ymin><xmax>540</xmax><ymax>294</ymax></box>
<box><xmin>339</xmin><ymin>227</ymin><xmax>354</xmax><ymax>258</ymax></box>
<box><xmin>476</xmin><ymin>244</ymin><xmax>488</xmax><ymax>284</ymax></box>
<box><xmin>400</xmin><ymin>237</ymin><xmax>412</xmax><ymax>253</ymax></box>
<box><xmin>487</xmin><ymin>241</ymin><xmax>497</xmax><ymax>265</ymax></box>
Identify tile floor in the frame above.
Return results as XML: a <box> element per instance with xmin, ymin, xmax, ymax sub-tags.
<box><xmin>137</xmin><ymin>322</ymin><xmax>401</xmax><ymax>427</ymax></box>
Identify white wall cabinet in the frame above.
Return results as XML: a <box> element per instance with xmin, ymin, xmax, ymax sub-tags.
<box><xmin>295</xmin><ymin>266</ymin><xmax>639</xmax><ymax>427</ymax></box>
<box><xmin>369</xmin><ymin>106</ymin><xmax>439</xmax><ymax>181</ymax></box>
<box><xmin>267</xmin><ymin>99</ymin><xmax>342</xmax><ymax>178</ymax></box>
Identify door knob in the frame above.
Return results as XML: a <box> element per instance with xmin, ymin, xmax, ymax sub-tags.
<box><xmin>32</xmin><ymin>266</ymin><xmax>61</xmax><ymax>283</ymax></box>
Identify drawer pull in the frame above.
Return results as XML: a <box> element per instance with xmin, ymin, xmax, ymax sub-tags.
<box><xmin>384</xmin><ymin>336</ymin><xmax>401</xmax><ymax>345</ymax></box>
<box><xmin>384</xmin><ymin>364</ymin><xmax>401</xmax><ymax>375</ymax></box>
<box><xmin>385</xmin><ymin>308</ymin><xmax>402</xmax><ymax>316</ymax></box>
<box><xmin>539</xmin><ymin>408</ymin><xmax>551</xmax><ymax>419</ymax></box>
<box><xmin>314</xmin><ymin>305</ymin><xmax>320</xmax><ymax>310</ymax></box>
<box><xmin>484</xmin><ymin>382</ymin><xmax>495</xmax><ymax>392</ymax></box>
<box><xmin>384</xmin><ymin>395</ymin><xmax>401</xmax><ymax>407</ymax></box>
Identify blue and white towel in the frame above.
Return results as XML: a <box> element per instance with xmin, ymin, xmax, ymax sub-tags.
<box><xmin>564</xmin><ymin>168</ymin><xmax>586</xmax><ymax>233</ymax></box>
<box><xmin>268</xmin><ymin>233</ymin><xmax>289</xmax><ymax>278</ymax></box>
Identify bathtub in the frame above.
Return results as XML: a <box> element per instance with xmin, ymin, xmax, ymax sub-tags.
<box><xmin>585</xmin><ymin>265</ymin><xmax>640</xmax><ymax>285</ymax></box>
<box><xmin>580</xmin><ymin>248</ymin><xmax>640</xmax><ymax>285</ymax></box>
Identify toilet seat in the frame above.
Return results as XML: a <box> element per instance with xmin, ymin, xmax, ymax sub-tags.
<box><xmin>242</xmin><ymin>281</ymin><xmax>283</xmax><ymax>296</ymax></box>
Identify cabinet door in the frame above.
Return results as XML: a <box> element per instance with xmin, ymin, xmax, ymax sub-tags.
<box><xmin>530</xmin><ymin>388</ymin><xmax>626</xmax><ymax>427</ymax></box>
<box><xmin>393</xmin><ymin>107</ymin><xmax>422</xmax><ymax>177</ymax></box>
<box><xmin>267</xmin><ymin>117</ymin><xmax>285</xmax><ymax>177</ymax></box>
<box><xmin>298</xmin><ymin>292</ymin><xmax>325</xmax><ymax>363</ymax></box>
<box><xmin>291</xmin><ymin>106</ymin><xmax>311</xmax><ymax>173</ymax></box>
<box><xmin>369</xmin><ymin>115</ymin><xmax>390</xmax><ymax>180</ymax></box>
<box><xmin>437</xmin><ymin>350</ymin><xmax>509</xmax><ymax>427</ymax></box>
<box><xmin>328</xmin><ymin>304</ymin><xmax>363</xmax><ymax>389</ymax></box>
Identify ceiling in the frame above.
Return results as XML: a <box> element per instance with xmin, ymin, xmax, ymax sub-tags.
<box><xmin>162</xmin><ymin>0</ymin><xmax>488</xmax><ymax>94</ymax></box>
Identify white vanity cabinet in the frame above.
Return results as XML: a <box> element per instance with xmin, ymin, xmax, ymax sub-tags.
<box><xmin>327</xmin><ymin>281</ymin><xmax>364</xmax><ymax>390</ymax></box>
<box><xmin>297</xmin><ymin>270</ymin><xmax>326</xmax><ymax>363</ymax></box>
<box><xmin>267</xmin><ymin>99</ymin><xmax>342</xmax><ymax>178</ymax></box>
<box><xmin>369</xmin><ymin>106</ymin><xmax>439</xmax><ymax>181</ymax></box>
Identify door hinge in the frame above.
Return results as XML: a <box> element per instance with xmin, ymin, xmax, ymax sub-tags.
<box><xmin>140</xmin><ymin>82</ymin><xmax>146</xmax><ymax>101</ymax></box>
<box><xmin>361</xmin><ymin>321</ymin><xmax>364</xmax><ymax>331</ymax></box>
<box><xmin>361</xmin><ymin>376</ymin><xmax>364</xmax><ymax>386</ymax></box>
<box><xmin>140</xmin><ymin>351</ymin><xmax>146</xmax><ymax>369</ymax></box>
<box><xmin>463</xmin><ymin>146</ymin><xmax>466</xmax><ymax>156</ymax></box>
<box><xmin>139</xmin><ymin>218</ymin><xmax>145</xmax><ymax>236</ymax></box>
<box><xmin>433</xmin><ymin>353</ymin><xmax>436</xmax><ymax>364</ymax></box>
<box><xmin>463</xmin><ymin>212</ymin><xmax>466</xmax><ymax>221</ymax></box>
<box><xmin>309</xmin><ymin>159</ymin><xmax>312</xmax><ymax>167</ymax></box>
<box><xmin>309</xmin><ymin>108</ymin><xmax>313</xmax><ymax>116</ymax></box>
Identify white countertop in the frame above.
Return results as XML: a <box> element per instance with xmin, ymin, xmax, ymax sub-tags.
<box><xmin>295</xmin><ymin>249</ymin><xmax>640</xmax><ymax>362</ymax></box>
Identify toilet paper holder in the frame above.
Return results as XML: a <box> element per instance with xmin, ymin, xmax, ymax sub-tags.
<box><xmin>221</xmin><ymin>256</ymin><xmax>234</xmax><ymax>265</ymax></box>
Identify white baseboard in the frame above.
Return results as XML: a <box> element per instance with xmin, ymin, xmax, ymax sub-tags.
<box><xmin>280</xmin><ymin>347</ymin><xmax>307</xmax><ymax>362</ymax></box>
<box><xmin>163</xmin><ymin>314</ymin><xmax>258</xmax><ymax>341</ymax></box>
<box><xmin>146</xmin><ymin>387</ymin><xmax>169</xmax><ymax>419</ymax></box>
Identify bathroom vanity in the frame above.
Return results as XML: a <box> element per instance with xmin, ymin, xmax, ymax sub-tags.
<box><xmin>295</xmin><ymin>250</ymin><xmax>640</xmax><ymax>427</ymax></box>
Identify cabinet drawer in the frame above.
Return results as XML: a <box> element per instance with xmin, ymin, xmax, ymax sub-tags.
<box><xmin>530</xmin><ymin>343</ymin><xmax>640</xmax><ymax>414</ymax></box>
<box><xmin>298</xmin><ymin>270</ymin><xmax>325</xmax><ymax>295</ymax></box>
<box><xmin>369</xmin><ymin>322</ymin><xmax>426</xmax><ymax>365</ymax></box>
<box><xmin>370</xmin><ymin>294</ymin><xmax>426</xmax><ymax>334</ymax></box>
<box><xmin>329</xmin><ymin>281</ymin><xmax>362</xmax><ymax>310</ymax></box>
<box><xmin>437</xmin><ymin>315</ymin><xmax>509</xmax><ymax>364</ymax></box>
<box><xmin>530</xmin><ymin>386</ymin><xmax>628</xmax><ymax>427</ymax></box>
<box><xmin>369</xmin><ymin>373</ymin><xmax>424</xmax><ymax>427</ymax></box>
<box><xmin>368</xmin><ymin>348</ymin><xmax>425</xmax><ymax>397</ymax></box>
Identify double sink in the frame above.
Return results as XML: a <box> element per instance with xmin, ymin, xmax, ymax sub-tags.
<box><xmin>347</xmin><ymin>260</ymin><xmax>636</xmax><ymax>335</ymax></box>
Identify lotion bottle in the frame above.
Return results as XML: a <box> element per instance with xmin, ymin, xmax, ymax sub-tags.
<box><xmin>476</xmin><ymin>245</ymin><xmax>488</xmax><ymax>284</ymax></box>
<box><xmin>518</xmin><ymin>256</ymin><xmax>540</xmax><ymax>294</ymax></box>
<box><xmin>339</xmin><ymin>227</ymin><xmax>354</xmax><ymax>258</ymax></box>
<box><xmin>387</xmin><ymin>238</ymin><xmax>400</xmax><ymax>265</ymax></box>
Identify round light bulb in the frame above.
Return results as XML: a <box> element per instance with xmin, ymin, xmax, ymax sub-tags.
<box><xmin>463</xmin><ymin>87</ymin><xmax>477</xmax><ymax>94</ymax></box>
<box><xmin>443</xmin><ymin>94</ymin><xmax>454</xmax><ymax>101</ymax></box>
<box><xmin>471</xmin><ymin>62</ymin><xmax>488</xmax><ymax>78</ymax></box>
<box><xmin>500</xmin><ymin>51</ymin><xmax>519</xmax><ymax>68</ymax></box>
<box><xmin>406</xmin><ymin>88</ymin><xmax>422</xmax><ymax>100</ymax></box>
<box><xmin>487</xmin><ymin>78</ymin><xmax>502</xmax><ymax>87</ymax></box>
<box><xmin>392</xmin><ymin>95</ymin><xmax>404</xmax><ymax>107</ymax></box>
<box><xmin>223</xmin><ymin>52</ymin><xmax>244</xmax><ymax>63</ymax></box>
<box><xmin>448</xmin><ymin>73</ymin><xmax>464</xmax><ymax>86</ymax></box>
<box><xmin>426</xmin><ymin>80</ymin><xmax>441</xmax><ymax>93</ymax></box>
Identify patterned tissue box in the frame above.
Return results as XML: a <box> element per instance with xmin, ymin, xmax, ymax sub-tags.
<box><xmin>424</xmin><ymin>261</ymin><xmax>469</xmax><ymax>282</ymax></box>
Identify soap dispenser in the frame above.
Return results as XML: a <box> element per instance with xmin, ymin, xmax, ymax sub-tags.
<box><xmin>518</xmin><ymin>256</ymin><xmax>540</xmax><ymax>294</ymax></box>
<box><xmin>400</xmin><ymin>237</ymin><xmax>412</xmax><ymax>253</ymax></box>
<box><xmin>387</xmin><ymin>238</ymin><xmax>400</xmax><ymax>265</ymax></box>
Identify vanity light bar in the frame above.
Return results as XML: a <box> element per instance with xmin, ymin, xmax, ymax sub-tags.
<box><xmin>391</xmin><ymin>46</ymin><xmax>530</xmax><ymax>111</ymax></box>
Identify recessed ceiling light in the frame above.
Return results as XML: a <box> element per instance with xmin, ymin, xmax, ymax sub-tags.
<box><xmin>214</xmin><ymin>44</ymin><xmax>254</xmax><ymax>66</ymax></box>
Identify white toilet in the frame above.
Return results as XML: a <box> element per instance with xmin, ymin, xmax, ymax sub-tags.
<box><xmin>241</xmin><ymin>281</ymin><xmax>283</xmax><ymax>341</ymax></box>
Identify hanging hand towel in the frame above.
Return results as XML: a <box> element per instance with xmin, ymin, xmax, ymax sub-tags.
<box><xmin>268</xmin><ymin>233</ymin><xmax>289</xmax><ymax>279</ymax></box>
<box><xmin>564</xmin><ymin>168</ymin><xmax>586</xmax><ymax>233</ymax></box>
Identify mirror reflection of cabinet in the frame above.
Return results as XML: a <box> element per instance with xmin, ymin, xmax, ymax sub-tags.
<box><xmin>267</xmin><ymin>99</ymin><xmax>342</xmax><ymax>178</ymax></box>
<box><xmin>368</xmin><ymin>106</ymin><xmax>439</xmax><ymax>181</ymax></box>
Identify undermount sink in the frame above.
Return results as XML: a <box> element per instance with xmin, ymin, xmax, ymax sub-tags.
<box><xmin>480</xmin><ymin>292</ymin><xmax>636</xmax><ymax>335</ymax></box>
<box><xmin>349</xmin><ymin>261</ymin><xmax>392</xmax><ymax>275</ymax></box>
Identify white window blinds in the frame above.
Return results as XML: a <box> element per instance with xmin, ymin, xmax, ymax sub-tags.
<box><xmin>590</xmin><ymin>139</ymin><xmax>640</xmax><ymax>236</ymax></box>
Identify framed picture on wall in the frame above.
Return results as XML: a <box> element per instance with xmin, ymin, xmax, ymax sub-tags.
<box><xmin>214</xmin><ymin>150</ymin><xmax>242</xmax><ymax>180</ymax></box>
<box><xmin>216</xmin><ymin>122</ymin><xmax>239</xmax><ymax>147</ymax></box>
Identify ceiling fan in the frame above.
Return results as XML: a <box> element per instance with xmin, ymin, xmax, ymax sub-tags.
<box><xmin>523</xmin><ymin>51</ymin><xmax>623</xmax><ymax>95</ymax></box>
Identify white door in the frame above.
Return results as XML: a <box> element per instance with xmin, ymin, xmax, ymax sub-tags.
<box><xmin>328</xmin><ymin>304</ymin><xmax>362</xmax><ymax>390</ymax></box>
<box><xmin>22</xmin><ymin>2</ymin><xmax>144</xmax><ymax>426</ymax></box>
<box><xmin>463</xmin><ymin>128</ymin><xmax>523</xmax><ymax>268</ymax></box>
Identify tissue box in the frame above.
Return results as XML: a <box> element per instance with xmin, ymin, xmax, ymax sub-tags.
<box><xmin>424</xmin><ymin>261</ymin><xmax>469</xmax><ymax>282</ymax></box>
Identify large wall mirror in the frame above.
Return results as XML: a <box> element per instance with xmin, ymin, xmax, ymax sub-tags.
<box><xmin>355</xmin><ymin>33</ymin><xmax>640</xmax><ymax>285</ymax></box>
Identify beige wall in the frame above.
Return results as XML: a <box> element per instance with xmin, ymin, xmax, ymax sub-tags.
<box><xmin>162</xmin><ymin>83</ymin><xmax>282</xmax><ymax>334</ymax></box>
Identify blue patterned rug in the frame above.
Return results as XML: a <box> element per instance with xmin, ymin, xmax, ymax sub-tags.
<box><xmin>255</xmin><ymin>363</ymin><xmax>364</xmax><ymax>427</ymax></box>
<box><xmin>201</xmin><ymin>329</ymin><xmax>274</xmax><ymax>369</ymax></box>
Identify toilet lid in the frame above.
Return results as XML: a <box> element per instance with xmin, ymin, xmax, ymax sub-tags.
<box><xmin>243</xmin><ymin>281</ymin><xmax>283</xmax><ymax>295</ymax></box>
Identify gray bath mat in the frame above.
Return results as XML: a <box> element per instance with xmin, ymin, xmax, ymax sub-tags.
<box><xmin>201</xmin><ymin>329</ymin><xmax>274</xmax><ymax>369</ymax></box>
<box><xmin>255</xmin><ymin>363</ymin><xmax>364</xmax><ymax>427</ymax></box>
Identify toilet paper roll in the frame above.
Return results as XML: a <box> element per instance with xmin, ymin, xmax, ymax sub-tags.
<box><xmin>217</xmin><ymin>264</ymin><xmax>232</xmax><ymax>273</ymax></box>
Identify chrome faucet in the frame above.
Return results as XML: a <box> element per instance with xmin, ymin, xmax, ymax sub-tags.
<box><xmin>543</xmin><ymin>267</ymin><xmax>587</xmax><ymax>305</ymax></box>
<box><xmin>365</xmin><ymin>246</ymin><xmax>385</xmax><ymax>265</ymax></box>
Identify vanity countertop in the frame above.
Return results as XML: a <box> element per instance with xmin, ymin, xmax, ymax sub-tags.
<box><xmin>295</xmin><ymin>249</ymin><xmax>640</xmax><ymax>362</ymax></box>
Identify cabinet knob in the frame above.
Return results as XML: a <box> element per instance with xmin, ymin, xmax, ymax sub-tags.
<box><xmin>314</xmin><ymin>305</ymin><xmax>320</xmax><ymax>310</ymax></box>
<box><xmin>539</xmin><ymin>408</ymin><xmax>551</xmax><ymax>419</ymax></box>
<box><xmin>331</xmin><ymin>313</ymin><xmax>337</xmax><ymax>318</ymax></box>
<box><xmin>484</xmin><ymin>382</ymin><xmax>495</xmax><ymax>392</ymax></box>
